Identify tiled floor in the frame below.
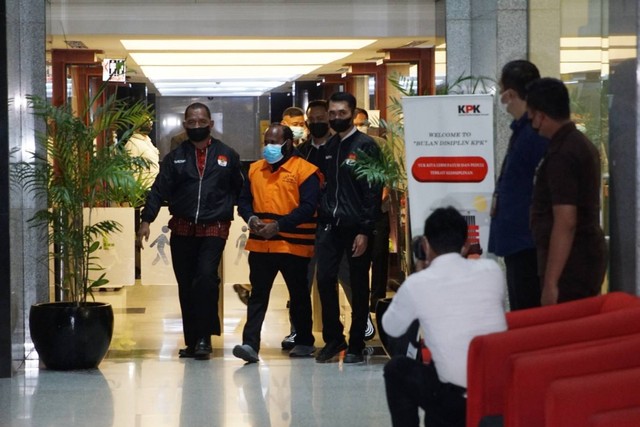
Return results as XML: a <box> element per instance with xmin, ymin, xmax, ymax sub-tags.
<box><xmin>0</xmin><ymin>282</ymin><xmax>392</xmax><ymax>427</ymax></box>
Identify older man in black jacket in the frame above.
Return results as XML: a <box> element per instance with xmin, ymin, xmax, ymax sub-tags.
<box><xmin>138</xmin><ymin>102</ymin><xmax>245</xmax><ymax>360</ymax></box>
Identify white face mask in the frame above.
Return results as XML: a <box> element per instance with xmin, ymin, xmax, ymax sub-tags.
<box><xmin>498</xmin><ymin>89</ymin><xmax>512</xmax><ymax>116</ymax></box>
<box><xmin>356</xmin><ymin>125</ymin><xmax>369</xmax><ymax>134</ymax></box>
<box><xmin>290</xmin><ymin>126</ymin><xmax>306</xmax><ymax>140</ymax></box>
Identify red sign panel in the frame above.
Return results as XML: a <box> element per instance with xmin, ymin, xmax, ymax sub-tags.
<box><xmin>411</xmin><ymin>156</ymin><xmax>488</xmax><ymax>183</ymax></box>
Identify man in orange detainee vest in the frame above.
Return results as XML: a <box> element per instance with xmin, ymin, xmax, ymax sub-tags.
<box><xmin>232</xmin><ymin>123</ymin><xmax>323</xmax><ymax>363</ymax></box>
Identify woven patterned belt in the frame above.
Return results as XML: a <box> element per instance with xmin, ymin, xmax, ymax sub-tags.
<box><xmin>168</xmin><ymin>217</ymin><xmax>231</xmax><ymax>239</ymax></box>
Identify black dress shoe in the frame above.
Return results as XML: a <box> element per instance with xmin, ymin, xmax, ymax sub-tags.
<box><xmin>178</xmin><ymin>346</ymin><xmax>195</xmax><ymax>358</ymax></box>
<box><xmin>194</xmin><ymin>338</ymin><xmax>212</xmax><ymax>360</ymax></box>
<box><xmin>315</xmin><ymin>339</ymin><xmax>348</xmax><ymax>363</ymax></box>
<box><xmin>343</xmin><ymin>353</ymin><xmax>364</xmax><ymax>364</ymax></box>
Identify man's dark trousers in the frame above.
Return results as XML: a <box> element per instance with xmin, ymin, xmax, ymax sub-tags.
<box><xmin>171</xmin><ymin>235</ymin><xmax>226</xmax><ymax>347</ymax></box>
<box><xmin>384</xmin><ymin>356</ymin><xmax>466</xmax><ymax>427</ymax></box>
<box><xmin>504</xmin><ymin>248</ymin><xmax>541</xmax><ymax>310</ymax></box>
<box><xmin>316</xmin><ymin>224</ymin><xmax>372</xmax><ymax>353</ymax></box>
<box><xmin>243</xmin><ymin>252</ymin><xmax>314</xmax><ymax>352</ymax></box>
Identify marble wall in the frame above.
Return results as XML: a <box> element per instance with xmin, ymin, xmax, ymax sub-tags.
<box><xmin>1</xmin><ymin>0</ymin><xmax>48</xmax><ymax>377</ymax></box>
<box><xmin>445</xmin><ymin>0</ymin><xmax>528</xmax><ymax>193</ymax></box>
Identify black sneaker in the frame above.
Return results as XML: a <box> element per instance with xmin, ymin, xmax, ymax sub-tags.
<box><xmin>364</xmin><ymin>315</ymin><xmax>376</xmax><ymax>341</ymax></box>
<box><xmin>281</xmin><ymin>332</ymin><xmax>297</xmax><ymax>350</ymax></box>
<box><xmin>315</xmin><ymin>339</ymin><xmax>348</xmax><ymax>363</ymax></box>
<box><xmin>232</xmin><ymin>344</ymin><xmax>259</xmax><ymax>364</ymax></box>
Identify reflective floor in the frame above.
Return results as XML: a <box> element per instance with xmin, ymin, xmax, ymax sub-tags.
<box><xmin>0</xmin><ymin>283</ymin><xmax>392</xmax><ymax>427</ymax></box>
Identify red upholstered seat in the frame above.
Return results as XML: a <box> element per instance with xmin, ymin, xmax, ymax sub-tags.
<box><xmin>466</xmin><ymin>295</ymin><xmax>640</xmax><ymax>427</ymax></box>
<box><xmin>506</xmin><ymin>291</ymin><xmax>640</xmax><ymax>330</ymax></box>
<box><xmin>504</xmin><ymin>334</ymin><xmax>640</xmax><ymax>427</ymax></box>
<box><xmin>544</xmin><ymin>366</ymin><xmax>640</xmax><ymax>427</ymax></box>
<box><xmin>589</xmin><ymin>407</ymin><xmax>640</xmax><ymax>427</ymax></box>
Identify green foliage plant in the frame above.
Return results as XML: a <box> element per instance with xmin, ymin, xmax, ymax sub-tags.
<box><xmin>13</xmin><ymin>86</ymin><xmax>152</xmax><ymax>304</ymax></box>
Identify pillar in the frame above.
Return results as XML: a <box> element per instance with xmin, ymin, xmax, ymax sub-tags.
<box><xmin>445</xmin><ymin>0</ymin><xmax>528</xmax><ymax>203</ymax></box>
<box><xmin>1</xmin><ymin>0</ymin><xmax>48</xmax><ymax>377</ymax></box>
<box><xmin>608</xmin><ymin>0</ymin><xmax>640</xmax><ymax>294</ymax></box>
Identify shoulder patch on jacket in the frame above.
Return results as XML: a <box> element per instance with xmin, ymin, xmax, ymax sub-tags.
<box><xmin>217</xmin><ymin>155</ymin><xmax>228</xmax><ymax>167</ymax></box>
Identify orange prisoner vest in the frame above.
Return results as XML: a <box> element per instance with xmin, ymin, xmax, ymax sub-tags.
<box><xmin>245</xmin><ymin>156</ymin><xmax>322</xmax><ymax>258</ymax></box>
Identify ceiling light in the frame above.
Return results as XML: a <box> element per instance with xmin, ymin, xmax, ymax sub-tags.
<box><xmin>153</xmin><ymin>84</ymin><xmax>272</xmax><ymax>96</ymax></box>
<box><xmin>141</xmin><ymin>65</ymin><xmax>320</xmax><ymax>80</ymax></box>
<box><xmin>156</xmin><ymin>88</ymin><xmax>268</xmax><ymax>97</ymax></box>
<box><xmin>130</xmin><ymin>52</ymin><xmax>352</xmax><ymax>66</ymax></box>
<box><xmin>152</xmin><ymin>81</ymin><xmax>287</xmax><ymax>89</ymax></box>
<box><xmin>121</xmin><ymin>39</ymin><xmax>376</xmax><ymax>51</ymax></box>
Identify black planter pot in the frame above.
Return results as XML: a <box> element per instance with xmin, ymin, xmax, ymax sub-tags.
<box><xmin>29</xmin><ymin>302</ymin><xmax>114</xmax><ymax>370</ymax></box>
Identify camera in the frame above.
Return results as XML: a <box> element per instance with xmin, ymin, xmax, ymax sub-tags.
<box><xmin>412</xmin><ymin>236</ymin><xmax>427</xmax><ymax>261</ymax></box>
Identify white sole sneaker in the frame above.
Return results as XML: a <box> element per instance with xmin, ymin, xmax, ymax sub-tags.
<box><xmin>364</xmin><ymin>315</ymin><xmax>376</xmax><ymax>341</ymax></box>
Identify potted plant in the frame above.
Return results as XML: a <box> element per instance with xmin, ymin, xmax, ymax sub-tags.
<box><xmin>12</xmin><ymin>86</ymin><xmax>152</xmax><ymax>370</ymax></box>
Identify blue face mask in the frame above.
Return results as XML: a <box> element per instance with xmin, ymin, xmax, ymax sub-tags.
<box><xmin>263</xmin><ymin>143</ymin><xmax>285</xmax><ymax>164</ymax></box>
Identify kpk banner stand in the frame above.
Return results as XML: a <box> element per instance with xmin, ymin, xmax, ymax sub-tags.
<box><xmin>403</xmin><ymin>94</ymin><xmax>495</xmax><ymax>256</ymax></box>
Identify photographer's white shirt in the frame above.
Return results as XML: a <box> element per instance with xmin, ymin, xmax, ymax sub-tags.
<box><xmin>382</xmin><ymin>252</ymin><xmax>507</xmax><ymax>388</ymax></box>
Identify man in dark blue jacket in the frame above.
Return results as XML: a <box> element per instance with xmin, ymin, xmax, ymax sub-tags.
<box><xmin>488</xmin><ymin>60</ymin><xmax>549</xmax><ymax>310</ymax></box>
<box><xmin>315</xmin><ymin>92</ymin><xmax>382</xmax><ymax>364</ymax></box>
<box><xmin>138</xmin><ymin>102</ymin><xmax>245</xmax><ymax>360</ymax></box>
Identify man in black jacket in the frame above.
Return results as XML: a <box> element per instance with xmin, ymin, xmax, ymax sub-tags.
<box><xmin>315</xmin><ymin>92</ymin><xmax>382</xmax><ymax>364</ymax></box>
<box><xmin>137</xmin><ymin>102</ymin><xmax>245</xmax><ymax>360</ymax></box>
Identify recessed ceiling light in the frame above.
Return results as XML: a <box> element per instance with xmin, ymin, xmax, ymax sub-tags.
<box><xmin>130</xmin><ymin>52</ymin><xmax>352</xmax><ymax>66</ymax></box>
<box><xmin>152</xmin><ymin>80</ymin><xmax>287</xmax><ymax>88</ymax></box>
<box><xmin>121</xmin><ymin>39</ymin><xmax>376</xmax><ymax>51</ymax></box>
<box><xmin>141</xmin><ymin>65</ymin><xmax>320</xmax><ymax>80</ymax></box>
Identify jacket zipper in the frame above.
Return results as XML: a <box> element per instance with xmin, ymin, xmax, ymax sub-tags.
<box><xmin>194</xmin><ymin>146</ymin><xmax>207</xmax><ymax>224</ymax></box>
<box><xmin>332</xmin><ymin>139</ymin><xmax>341</xmax><ymax>224</ymax></box>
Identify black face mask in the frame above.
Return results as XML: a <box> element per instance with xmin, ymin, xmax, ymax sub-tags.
<box><xmin>308</xmin><ymin>122</ymin><xmax>330</xmax><ymax>138</ymax></box>
<box><xmin>186</xmin><ymin>126</ymin><xmax>211</xmax><ymax>143</ymax></box>
<box><xmin>329</xmin><ymin>117</ymin><xmax>352</xmax><ymax>133</ymax></box>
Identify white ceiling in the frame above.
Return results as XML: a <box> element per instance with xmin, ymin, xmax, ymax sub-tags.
<box><xmin>47</xmin><ymin>0</ymin><xmax>442</xmax><ymax>96</ymax></box>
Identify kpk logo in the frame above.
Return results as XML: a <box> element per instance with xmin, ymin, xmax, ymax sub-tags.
<box><xmin>458</xmin><ymin>104</ymin><xmax>482</xmax><ymax>114</ymax></box>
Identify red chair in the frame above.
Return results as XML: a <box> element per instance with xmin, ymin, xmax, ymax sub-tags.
<box><xmin>506</xmin><ymin>291</ymin><xmax>640</xmax><ymax>330</ymax></box>
<box><xmin>466</xmin><ymin>304</ymin><xmax>640</xmax><ymax>427</ymax></box>
<box><xmin>589</xmin><ymin>407</ymin><xmax>640</xmax><ymax>427</ymax></box>
<box><xmin>545</xmin><ymin>366</ymin><xmax>640</xmax><ymax>427</ymax></box>
<box><xmin>504</xmin><ymin>334</ymin><xmax>640</xmax><ymax>427</ymax></box>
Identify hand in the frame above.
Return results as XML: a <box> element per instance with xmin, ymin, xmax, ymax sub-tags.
<box><xmin>257</xmin><ymin>222</ymin><xmax>279</xmax><ymax>239</ymax></box>
<box><xmin>541</xmin><ymin>281</ymin><xmax>559</xmax><ymax>306</ymax></box>
<box><xmin>248</xmin><ymin>216</ymin><xmax>265</xmax><ymax>233</ymax></box>
<box><xmin>351</xmin><ymin>234</ymin><xmax>369</xmax><ymax>257</ymax></box>
<box><xmin>137</xmin><ymin>222</ymin><xmax>151</xmax><ymax>249</ymax></box>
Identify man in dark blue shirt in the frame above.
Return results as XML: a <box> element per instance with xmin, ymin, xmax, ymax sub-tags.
<box><xmin>488</xmin><ymin>60</ymin><xmax>549</xmax><ymax>310</ymax></box>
